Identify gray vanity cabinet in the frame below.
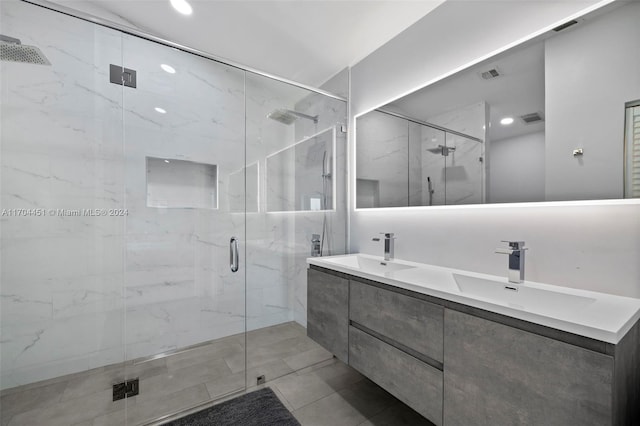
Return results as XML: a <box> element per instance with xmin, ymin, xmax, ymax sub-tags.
<box><xmin>349</xmin><ymin>326</ymin><xmax>443</xmax><ymax>423</ymax></box>
<box><xmin>444</xmin><ymin>309</ymin><xmax>613</xmax><ymax>426</ymax></box>
<box><xmin>349</xmin><ymin>280</ymin><xmax>444</xmax><ymax>425</ymax></box>
<box><xmin>350</xmin><ymin>280</ymin><xmax>443</xmax><ymax>363</ymax></box>
<box><xmin>307</xmin><ymin>265</ymin><xmax>640</xmax><ymax>425</ymax></box>
<box><xmin>306</xmin><ymin>268</ymin><xmax>349</xmax><ymax>363</ymax></box>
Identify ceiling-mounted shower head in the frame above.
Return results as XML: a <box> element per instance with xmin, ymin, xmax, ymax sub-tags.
<box><xmin>267</xmin><ymin>108</ymin><xmax>318</xmax><ymax>125</ymax></box>
<box><xmin>0</xmin><ymin>35</ymin><xmax>51</xmax><ymax>66</ymax></box>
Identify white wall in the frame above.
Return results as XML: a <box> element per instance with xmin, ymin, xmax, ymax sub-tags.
<box><xmin>490</xmin><ymin>131</ymin><xmax>545</xmax><ymax>203</ymax></box>
<box><xmin>350</xmin><ymin>0</ymin><xmax>640</xmax><ymax>299</ymax></box>
<box><xmin>545</xmin><ymin>2</ymin><xmax>640</xmax><ymax>201</ymax></box>
<box><xmin>351</xmin><ymin>0</ymin><xmax>607</xmax><ymax>116</ymax></box>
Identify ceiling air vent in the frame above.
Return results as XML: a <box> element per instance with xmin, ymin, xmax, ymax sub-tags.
<box><xmin>520</xmin><ymin>112</ymin><xmax>544</xmax><ymax>124</ymax></box>
<box><xmin>480</xmin><ymin>68</ymin><xmax>501</xmax><ymax>80</ymax></box>
<box><xmin>553</xmin><ymin>20</ymin><xmax>578</xmax><ymax>32</ymax></box>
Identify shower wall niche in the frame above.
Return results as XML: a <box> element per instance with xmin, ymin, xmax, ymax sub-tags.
<box><xmin>146</xmin><ymin>157</ymin><xmax>218</xmax><ymax>209</ymax></box>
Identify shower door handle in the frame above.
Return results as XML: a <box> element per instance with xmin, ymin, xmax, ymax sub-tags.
<box><xmin>230</xmin><ymin>237</ymin><xmax>239</xmax><ymax>273</ymax></box>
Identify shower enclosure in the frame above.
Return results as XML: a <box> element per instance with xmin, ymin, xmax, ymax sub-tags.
<box><xmin>0</xmin><ymin>1</ymin><xmax>347</xmax><ymax>424</ymax></box>
<box><xmin>356</xmin><ymin>109</ymin><xmax>484</xmax><ymax>208</ymax></box>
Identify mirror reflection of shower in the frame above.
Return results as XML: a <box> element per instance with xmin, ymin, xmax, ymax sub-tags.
<box><xmin>427</xmin><ymin>176</ymin><xmax>434</xmax><ymax>206</ymax></box>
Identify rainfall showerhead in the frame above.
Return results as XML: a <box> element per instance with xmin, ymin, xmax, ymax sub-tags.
<box><xmin>267</xmin><ymin>109</ymin><xmax>318</xmax><ymax>125</ymax></box>
<box><xmin>0</xmin><ymin>35</ymin><xmax>51</xmax><ymax>65</ymax></box>
<box><xmin>427</xmin><ymin>145</ymin><xmax>456</xmax><ymax>156</ymax></box>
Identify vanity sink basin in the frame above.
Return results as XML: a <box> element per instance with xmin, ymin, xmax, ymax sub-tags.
<box><xmin>308</xmin><ymin>253</ymin><xmax>640</xmax><ymax>343</ymax></box>
<box><xmin>453</xmin><ymin>273</ymin><xmax>596</xmax><ymax>315</ymax></box>
<box><xmin>320</xmin><ymin>255</ymin><xmax>415</xmax><ymax>275</ymax></box>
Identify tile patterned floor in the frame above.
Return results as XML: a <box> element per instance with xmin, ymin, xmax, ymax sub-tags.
<box><xmin>1</xmin><ymin>322</ymin><xmax>433</xmax><ymax>426</ymax></box>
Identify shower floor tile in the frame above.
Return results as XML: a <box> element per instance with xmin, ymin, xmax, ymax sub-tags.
<box><xmin>1</xmin><ymin>322</ymin><xmax>431</xmax><ymax>425</ymax></box>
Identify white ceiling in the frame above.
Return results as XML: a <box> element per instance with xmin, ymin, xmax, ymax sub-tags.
<box><xmin>390</xmin><ymin>39</ymin><xmax>545</xmax><ymax>142</ymax></box>
<box><xmin>49</xmin><ymin>0</ymin><xmax>445</xmax><ymax>88</ymax></box>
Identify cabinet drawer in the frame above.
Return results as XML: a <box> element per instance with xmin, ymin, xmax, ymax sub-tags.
<box><xmin>444</xmin><ymin>309</ymin><xmax>613</xmax><ymax>426</ymax></box>
<box><xmin>307</xmin><ymin>268</ymin><xmax>349</xmax><ymax>363</ymax></box>
<box><xmin>350</xmin><ymin>280</ymin><xmax>443</xmax><ymax>363</ymax></box>
<box><xmin>349</xmin><ymin>326</ymin><xmax>443</xmax><ymax>425</ymax></box>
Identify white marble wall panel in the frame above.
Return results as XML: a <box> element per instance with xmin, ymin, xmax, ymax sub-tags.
<box><xmin>356</xmin><ymin>111</ymin><xmax>409</xmax><ymax>208</ymax></box>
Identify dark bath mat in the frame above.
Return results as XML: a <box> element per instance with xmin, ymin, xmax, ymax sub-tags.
<box><xmin>164</xmin><ymin>387</ymin><xmax>300</xmax><ymax>426</ymax></box>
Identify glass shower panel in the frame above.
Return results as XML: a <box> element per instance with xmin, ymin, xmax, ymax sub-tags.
<box><xmin>121</xmin><ymin>35</ymin><xmax>246</xmax><ymax>423</ymax></box>
<box><xmin>244</xmin><ymin>72</ymin><xmax>347</xmax><ymax>387</ymax></box>
<box><xmin>444</xmin><ymin>133</ymin><xmax>484</xmax><ymax>205</ymax></box>
<box><xmin>409</xmin><ymin>123</ymin><xmax>446</xmax><ymax>206</ymax></box>
<box><xmin>0</xmin><ymin>1</ymin><xmax>128</xmax><ymax>424</ymax></box>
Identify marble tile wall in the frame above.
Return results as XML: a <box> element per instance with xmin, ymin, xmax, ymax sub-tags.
<box><xmin>0</xmin><ymin>1</ymin><xmax>127</xmax><ymax>390</ymax></box>
<box><xmin>0</xmin><ymin>1</ymin><xmax>348</xmax><ymax>391</ymax></box>
<box><xmin>355</xmin><ymin>111</ymin><xmax>409</xmax><ymax>208</ymax></box>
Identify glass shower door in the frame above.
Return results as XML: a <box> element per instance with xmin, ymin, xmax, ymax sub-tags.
<box><xmin>0</xmin><ymin>3</ymin><xmax>130</xmax><ymax>425</ymax></box>
<box><xmin>243</xmin><ymin>72</ymin><xmax>348</xmax><ymax>389</ymax></box>
<box><xmin>120</xmin><ymin>35</ymin><xmax>247</xmax><ymax>424</ymax></box>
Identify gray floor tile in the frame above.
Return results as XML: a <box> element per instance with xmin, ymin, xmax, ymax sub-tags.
<box><xmin>165</xmin><ymin>341</ymin><xmax>243</xmax><ymax>372</ymax></box>
<box><xmin>204</xmin><ymin>372</ymin><xmax>245</xmax><ymax>400</ymax></box>
<box><xmin>2</xmin><ymin>322</ymin><xmax>421</xmax><ymax>426</ymax></box>
<box><xmin>267</xmin><ymin>385</ymin><xmax>295</xmax><ymax>412</ymax></box>
<box><xmin>295</xmin><ymin>358</ymin><xmax>337</xmax><ymax>376</ymax></box>
<box><xmin>248</xmin><ymin>358</ymin><xmax>295</xmax><ymax>383</ymax></box>
<box><xmin>8</xmin><ymin>388</ymin><xmax>126</xmax><ymax>426</ymax></box>
<box><xmin>124</xmin><ymin>384</ymin><xmax>210</xmax><ymax>425</ymax></box>
<box><xmin>310</xmin><ymin>360</ymin><xmax>365</xmax><ymax>393</ymax></box>
<box><xmin>358</xmin><ymin>401</ymin><xmax>436</xmax><ymax>426</ymax></box>
<box><xmin>91</xmin><ymin>409</ymin><xmax>126</xmax><ymax>426</ymax></box>
<box><xmin>283</xmin><ymin>346</ymin><xmax>333</xmax><ymax>371</ymax></box>
<box><xmin>0</xmin><ymin>381</ymin><xmax>67</xmax><ymax>426</ymax></box>
<box><xmin>293</xmin><ymin>392</ymin><xmax>369</xmax><ymax>426</ymax></box>
<box><xmin>61</xmin><ymin>368</ymin><xmax>125</xmax><ymax>402</ymax></box>
<box><xmin>336</xmin><ymin>378</ymin><xmax>398</xmax><ymax>419</ymax></box>
<box><xmin>133</xmin><ymin>357</ymin><xmax>231</xmax><ymax>404</ymax></box>
<box><xmin>272</xmin><ymin>372</ymin><xmax>337</xmax><ymax>410</ymax></box>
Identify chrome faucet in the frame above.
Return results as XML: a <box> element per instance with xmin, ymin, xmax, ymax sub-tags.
<box><xmin>372</xmin><ymin>233</ymin><xmax>395</xmax><ymax>261</ymax></box>
<box><xmin>311</xmin><ymin>234</ymin><xmax>321</xmax><ymax>257</ymax></box>
<box><xmin>495</xmin><ymin>240</ymin><xmax>527</xmax><ymax>283</ymax></box>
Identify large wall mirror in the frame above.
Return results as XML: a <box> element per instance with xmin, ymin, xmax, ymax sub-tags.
<box><xmin>355</xmin><ymin>1</ymin><xmax>640</xmax><ymax>208</ymax></box>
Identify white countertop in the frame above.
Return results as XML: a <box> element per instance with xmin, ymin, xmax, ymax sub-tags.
<box><xmin>307</xmin><ymin>253</ymin><xmax>640</xmax><ymax>344</ymax></box>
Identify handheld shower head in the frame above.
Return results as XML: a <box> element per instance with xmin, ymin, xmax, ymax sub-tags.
<box><xmin>267</xmin><ymin>108</ymin><xmax>318</xmax><ymax>125</ymax></box>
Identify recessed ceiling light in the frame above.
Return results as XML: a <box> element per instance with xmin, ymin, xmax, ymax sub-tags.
<box><xmin>155</xmin><ymin>107</ymin><xmax>167</xmax><ymax>114</ymax></box>
<box><xmin>500</xmin><ymin>117</ymin><xmax>514</xmax><ymax>126</ymax></box>
<box><xmin>160</xmin><ymin>64</ymin><xmax>176</xmax><ymax>74</ymax></box>
<box><xmin>164</xmin><ymin>159</ymin><xmax>170</xmax><ymax>163</ymax></box>
<box><xmin>170</xmin><ymin>0</ymin><xmax>192</xmax><ymax>15</ymax></box>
